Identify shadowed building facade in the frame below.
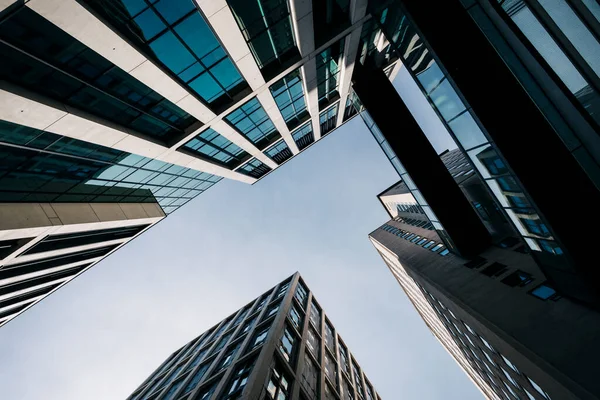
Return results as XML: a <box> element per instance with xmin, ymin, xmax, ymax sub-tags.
<box><xmin>127</xmin><ymin>273</ymin><xmax>382</xmax><ymax>400</ymax></box>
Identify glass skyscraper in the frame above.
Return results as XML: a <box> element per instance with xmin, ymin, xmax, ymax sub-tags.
<box><xmin>127</xmin><ymin>273</ymin><xmax>382</xmax><ymax>400</ymax></box>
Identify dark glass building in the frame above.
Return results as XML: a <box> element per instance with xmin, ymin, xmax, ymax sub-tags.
<box><xmin>127</xmin><ymin>273</ymin><xmax>382</xmax><ymax>400</ymax></box>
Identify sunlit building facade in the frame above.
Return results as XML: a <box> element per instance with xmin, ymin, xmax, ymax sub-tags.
<box><xmin>0</xmin><ymin>0</ymin><xmax>394</xmax><ymax>325</ymax></box>
<box><xmin>358</xmin><ymin>0</ymin><xmax>600</xmax><ymax>398</ymax></box>
<box><xmin>127</xmin><ymin>273</ymin><xmax>382</xmax><ymax>400</ymax></box>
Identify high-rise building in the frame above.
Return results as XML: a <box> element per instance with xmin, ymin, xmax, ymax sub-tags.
<box><xmin>357</xmin><ymin>1</ymin><xmax>600</xmax><ymax>398</ymax></box>
<box><xmin>127</xmin><ymin>273</ymin><xmax>382</xmax><ymax>400</ymax></box>
<box><xmin>0</xmin><ymin>0</ymin><xmax>398</xmax><ymax>324</ymax></box>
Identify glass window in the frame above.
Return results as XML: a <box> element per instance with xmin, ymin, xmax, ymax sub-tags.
<box><xmin>237</xmin><ymin>158</ymin><xmax>272</xmax><ymax>179</ymax></box>
<box><xmin>228</xmin><ymin>0</ymin><xmax>298</xmax><ymax>73</ymax></box>
<box><xmin>341</xmin><ymin>378</ymin><xmax>355</xmax><ymax>400</ymax></box>
<box><xmin>266</xmin><ymin>364</ymin><xmax>291</xmax><ymax>400</ymax></box>
<box><xmin>300</xmin><ymin>352</ymin><xmax>319</xmax><ymax>399</ymax></box>
<box><xmin>289</xmin><ymin>306</ymin><xmax>303</xmax><ymax>331</ymax></box>
<box><xmin>316</xmin><ymin>39</ymin><xmax>344</xmax><ymax>105</ymax></box>
<box><xmin>270</xmin><ymin>69</ymin><xmax>309</xmax><ymax>129</ymax></box>
<box><xmin>264</xmin><ymin>139</ymin><xmax>292</xmax><ymax>165</ymax></box>
<box><xmin>428</xmin><ymin>78</ymin><xmax>466</xmax><ymax>122</ymax></box>
<box><xmin>279</xmin><ymin>327</ymin><xmax>296</xmax><ymax>363</ymax></box>
<box><xmin>501</xmin><ymin>270</ymin><xmax>534</xmax><ymax>287</ymax></box>
<box><xmin>182</xmin><ymin>363</ymin><xmax>210</xmax><ymax>395</ymax></box>
<box><xmin>339</xmin><ymin>343</ymin><xmax>350</xmax><ymax>375</ymax></box>
<box><xmin>448</xmin><ymin>112</ymin><xmax>488</xmax><ymax>151</ymax></box>
<box><xmin>239</xmin><ymin>316</ymin><xmax>256</xmax><ymax>337</ymax></box>
<box><xmin>295</xmin><ymin>283</ymin><xmax>308</xmax><ymax>307</ymax></box>
<box><xmin>309</xmin><ymin>302</ymin><xmax>321</xmax><ymax>330</ymax></box>
<box><xmin>224</xmin><ymin>360</ymin><xmax>255</xmax><ymax>399</ymax></box>
<box><xmin>80</xmin><ymin>0</ymin><xmax>247</xmax><ymax>111</ymax></box>
<box><xmin>250</xmin><ymin>325</ymin><xmax>270</xmax><ymax>349</ymax></box>
<box><xmin>320</xmin><ymin>104</ymin><xmax>340</xmax><ymax>136</ymax></box>
<box><xmin>530</xmin><ymin>283</ymin><xmax>560</xmax><ymax>300</ymax></box>
<box><xmin>265</xmin><ymin>302</ymin><xmax>280</xmax><ymax>319</ymax></box>
<box><xmin>324</xmin><ymin>352</ymin><xmax>338</xmax><ymax>384</ymax></box>
<box><xmin>325</xmin><ymin>322</ymin><xmax>335</xmax><ymax>352</ymax></box>
<box><xmin>306</xmin><ymin>328</ymin><xmax>320</xmax><ymax>359</ymax></box>
<box><xmin>292</xmin><ymin>122</ymin><xmax>314</xmax><ymax>151</ymax></box>
<box><xmin>181</xmin><ymin>128</ymin><xmax>249</xmax><ymax>168</ymax></box>
<box><xmin>225</xmin><ymin>98</ymin><xmax>280</xmax><ymax>149</ymax></box>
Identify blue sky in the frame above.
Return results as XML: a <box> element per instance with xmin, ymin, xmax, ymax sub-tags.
<box><xmin>0</xmin><ymin>70</ymin><xmax>481</xmax><ymax>400</ymax></box>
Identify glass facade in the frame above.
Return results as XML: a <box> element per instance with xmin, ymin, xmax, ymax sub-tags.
<box><xmin>368</xmin><ymin>3</ymin><xmax>561</xmax><ymax>255</ymax></box>
<box><xmin>180</xmin><ymin>128</ymin><xmax>249</xmax><ymax>169</ymax></box>
<box><xmin>227</xmin><ymin>0</ymin><xmax>299</xmax><ymax>79</ymax></box>
<box><xmin>316</xmin><ymin>39</ymin><xmax>345</xmax><ymax>108</ymax></box>
<box><xmin>313</xmin><ymin>0</ymin><xmax>351</xmax><ymax>47</ymax></box>
<box><xmin>225</xmin><ymin>97</ymin><xmax>281</xmax><ymax>150</ymax></box>
<box><xmin>320</xmin><ymin>103</ymin><xmax>340</xmax><ymax>136</ymax></box>
<box><xmin>127</xmin><ymin>274</ymin><xmax>381</xmax><ymax>400</ymax></box>
<box><xmin>0</xmin><ymin>8</ymin><xmax>197</xmax><ymax>145</ymax></box>
<box><xmin>80</xmin><ymin>0</ymin><xmax>248</xmax><ymax>112</ymax></box>
<box><xmin>263</xmin><ymin>139</ymin><xmax>293</xmax><ymax>165</ymax></box>
<box><xmin>236</xmin><ymin>158</ymin><xmax>272</xmax><ymax>179</ymax></box>
<box><xmin>291</xmin><ymin>122</ymin><xmax>315</xmax><ymax>151</ymax></box>
<box><xmin>495</xmin><ymin>0</ymin><xmax>600</xmax><ymax>125</ymax></box>
<box><xmin>269</xmin><ymin>69</ymin><xmax>310</xmax><ymax>130</ymax></box>
<box><xmin>0</xmin><ymin>120</ymin><xmax>220</xmax><ymax>214</ymax></box>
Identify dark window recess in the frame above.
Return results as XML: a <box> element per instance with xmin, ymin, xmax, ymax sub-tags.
<box><xmin>0</xmin><ymin>264</ymin><xmax>91</xmax><ymax>298</ymax></box>
<box><xmin>513</xmin><ymin>245</ymin><xmax>529</xmax><ymax>254</ymax></box>
<box><xmin>0</xmin><ymin>282</ymin><xmax>62</xmax><ymax>310</ymax></box>
<box><xmin>480</xmin><ymin>262</ymin><xmax>509</xmax><ymax>278</ymax></box>
<box><xmin>0</xmin><ymin>237</ymin><xmax>33</xmax><ymax>260</ymax></box>
<box><xmin>0</xmin><ymin>244</ymin><xmax>119</xmax><ymax>281</ymax></box>
<box><xmin>497</xmin><ymin>237</ymin><xmax>521</xmax><ymax>248</ymax></box>
<box><xmin>501</xmin><ymin>270</ymin><xmax>534</xmax><ymax>287</ymax></box>
<box><xmin>464</xmin><ymin>257</ymin><xmax>487</xmax><ymax>269</ymax></box>
<box><xmin>23</xmin><ymin>225</ymin><xmax>149</xmax><ymax>255</ymax></box>
<box><xmin>0</xmin><ymin>301</ymin><xmax>31</xmax><ymax>320</ymax></box>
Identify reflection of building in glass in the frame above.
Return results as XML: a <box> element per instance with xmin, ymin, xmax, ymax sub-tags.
<box><xmin>127</xmin><ymin>273</ymin><xmax>382</xmax><ymax>400</ymax></box>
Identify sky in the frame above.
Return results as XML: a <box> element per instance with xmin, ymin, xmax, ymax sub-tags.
<box><xmin>0</xmin><ymin>73</ymin><xmax>481</xmax><ymax>400</ymax></box>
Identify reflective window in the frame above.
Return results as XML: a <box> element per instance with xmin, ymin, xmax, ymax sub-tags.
<box><xmin>316</xmin><ymin>40</ymin><xmax>345</xmax><ymax>107</ymax></box>
<box><xmin>325</xmin><ymin>322</ymin><xmax>335</xmax><ymax>352</ymax></box>
<box><xmin>0</xmin><ymin>121</ymin><xmax>220</xmax><ymax>214</ymax></box>
<box><xmin>352</xmin><ymin>362</ymin><xmax>365</xmax><ymax>396</ymax></box>
<box><xmin>0</xmin><ymin>9</ymin><xmax>197</xmax><ymax>144</ymax></box>
<box><xmin>324</xmin><ymin>352</ymin><xmax>338</xmax><ymax>385</ymax></box>
<box><xmin>279</xmin><ymin>327</ymin><xmax>296</xmax><ymax>363</ymax></box>
<box><xmin>289</xmin><ymin>306</ymin><xmax>303</xmax><ymax>331</ymax></box>
<box><xmin>225</xmin><ymin>97</ymin><xmax>280</xmax><ymax>149</ymax></box>
<box><xmin>300</xmin><ymin>352</ymin><xmax>319</xmax><ymax>398</ymax></box>
<box><xmin>266</xmin><ymin>364</ymin><xmax>291</xmax><ymax>400</ymax></box>
<box><xmin>218</xmin><ymin>343</ymin><xmax>241</xmax><ymax>370</ymax></box>
<box><xmin>228</xmin><ymin>0</ymin><xmax>298</xmax><ymax>77</ymax></box>
<box><xmin>341</xmin><ymin>378</ymin><xmax>354</xmax><ymax>400</ymax></box>
<box><xmin>264</xmin><ymin>139</ymin><xmax>293</xmax><ymax>164</ymax></box>
<box><xmin>313</xmin><ymin>0</ymin><xmax>351</xmax><ymax>47</ymax></box>
<box><xmin>250</xmin><ymin>325</ymin><xmax>270</xmax><ymax>349</ymax></box>
<box><xmin>498</xmin><ymin>0</ymin><xmax>600</xmax><ymax>124</ymax></box>
<box><xmin>309</xmin><ymin>302</ymin><xmax>321</xmax><ymax>330</ymax></box>
<box><xmin>237</xmin><ymin>158</ymin><xmax>272</xmax><ymax>179</ymax></box>
<box><xmin>306</xmin><ymin>328</ymin><xmax>320</xmax><ymax>359</ymax></box>
<box><xmin>295</xmin><ymin>282</ymin><xmax>308</xmax><ymax>307</ymax></box>
<box><xmin>181</xmin><ymin>128</ymin><xmax>249</xmax><ymax>168</ymax></box>
<box><xmin>265</xmin><ymin>302</ymin><xmax>280</xmax><ymax>319</ymax></box>
<box><xmin>530</xmin><ymin>283</ymin><xmax>561</xmax><ymax>300</ymax></box>
<box><xmin>339</xmin><ymin>342</ymin><xmax>350</xmax><ymax>375</ymax></box>
<box><xmin>80</xmin><ymin>0</ymin><xmax>247</xmax><ymax>112</ymax></box>
<box><xmin>224</xmin><ymin>360</ymin><xmax>255</xmax><ymax>399</ymax></box>
<box><xmin>501</xmin><ymin>270</ymin><xmax>534</xmax><ymax>287</ymax></box>
<box><xmin>292</xmin><ymin>122</ymin><xmax>315</xmax><ymax>151</ymax></box>
<box><xmin>182</xmin><ymin>363</ymin><xmax>209</xmax><ymax>395</ymax></box>
<box><xmin>320</xmin><ymin>104</ymin><xmax>340</xmax><ymax>136</ymax></box>
<box><xmin>270</xmin><ymin>69</ymin><xmax>309</xmax><ymax>130</ymax></box>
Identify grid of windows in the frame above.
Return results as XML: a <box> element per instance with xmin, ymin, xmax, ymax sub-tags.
<box><xmin>180</xmin><ymin>128</ymin><xmax>249</xmax><ymax>168</ymax></box>
<box><xmin>381</xmin><ymin>224</ymin><xmax>450</xmax><ymax>257</ymax></box>
<box><xmin>227</xmin><ymin>0</ymin><xmax>298</xmax><ymax>78</ymax></box>
<box><xmin>320</xmin><ymin>103</ymin><xmax>340</xmax><ymax>136</ymax></box>
<box><xmin>270</xmin><ymin>69</ymin><xmax>310</xmax><ymax>130</ymax></box>
<box><xmin>291</xmin><ymin>122</ymin><xmax>315</xmax><ymax>151</ymax></box>
<box><xmin>264</xmin><ymin>139</ymin><xmax>293</xmax><ymax>165</ymax></box>
<box><xmin>127</xmin><ymin>275</ymin><xmax>381</xmax><ymax>400</ymax></box>
<box><xmin>0</xmin><ymin>120</ymin><xmax>221</xmax><ymax>214</ymax></box>
<box><xmin>81</xmin><ymin>0</ymin><xmax>247</xmax><ymax>112</ymax></box>
<box><xmin>316</xmin><ymin>39</ymin><xmax>345</xmax><ymax>107</ymax></box>
<box><xmin>236</xmin><ymin>158</ymin><xmax>272</xmax><ymax>179</ymax></box>
<box><xmin>225</xmin><ymin>97</ymin><xmax>281</xmax><ymax>150</ymax></box>
<box><xmin>371</xmin><ymin>3</ymin><xmax>561</xmax><ymax>256</ymax></box>
<box><xmin>0</xmin><ymin>8</ymin><xmax>197</xmax><ymax>144</ymax></box>
<box><xmin>416</xmin><ymin>283</ymin><xmax>551</xmax><ymax>400</ymax></box>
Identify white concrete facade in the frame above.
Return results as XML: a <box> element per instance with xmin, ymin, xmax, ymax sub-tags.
<box><xmin>2</xmin><ymin>0</ymin><xmax>394</xmax><ymax>184</ymax></box>
<box><xmin>0</xmin><ymin>202</ymin><xmax>164</xmax><ymax>327</ymax></box>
